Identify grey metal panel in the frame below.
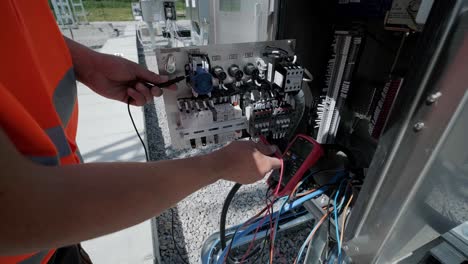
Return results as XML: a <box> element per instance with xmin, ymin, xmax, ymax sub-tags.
<box><xmin>209</xmin><ymin>0</ymin><xmax>273</xmax><ymax>44</ymax></box>
<box><xmin>154</xmin><ymin>40</ymin><xmax>296</xmax><ymax>149</ymax></box>
<box><xmin>343</xmin><ymin>1</ymin><xmax>468</xmax><ymax>263</ymax></box>
<box><xmin>197</xmin><ymin>0</ymin><xmax>210</xmax><ymax>23</ymax></box>
<box><xmin>430</xmin><ymin>241</ymin><xmax>466</xmax><ymax>263</ymax></box>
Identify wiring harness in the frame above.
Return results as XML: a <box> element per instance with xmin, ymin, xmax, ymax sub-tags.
<box><xmin>216</xmin><ymin>144</ymin><xmax>358</xmax><ymax>264</ymax></box>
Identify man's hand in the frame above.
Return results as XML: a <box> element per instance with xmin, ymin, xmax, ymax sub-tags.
<box><xmin>87</xmin><ymin>53</ymin><xmax>175</xmax><ymax>106</ymax></box>
<box><xmin>210</xmin><ymin>141</ymin><xmax>282</xmax><ymax>184</ymax></box>
<box><xmin>65</xmin><ymin>38</ymin><xmax>174</xmax><ymax>106</ymax></box>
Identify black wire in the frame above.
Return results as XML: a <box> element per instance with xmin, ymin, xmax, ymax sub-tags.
<box><xmin>321</xmin><ymin>144</ymin><xmax>356</xmax><ymax>171</ymax></box>
<box><xmin>221</xmin><ymin>183</ymin><xmax>246</xmax><ymax>263</ymax></box>
<box><xmin>265</xmin><ymin>45</ymin><xmax>289</xmax><ymax>55</ymax></box>
<box><xmin>127</xmin><ymin>99</ymin><xmax>149</xmax><ymax>161</ymax></box>
<box><xmin>233</xmin><ymin>188</ymin><xmax>273</xmax><ymax>264</ymax></box>
<box><xmin>220</xmin><ymin>184</ymin><xmax>276</xmax><ymax>264</ymax></box>
<box><xmin>326</xmin><ymin>189</ymin><xmax>336</xmax><ymax>240</ymax></box>
<box><xmin>127</xmin><ymin>99</ymin><xmax>188</xmax><ymax>264</ymax></box>
<box><xmin>313</xmin><ymin>145</ymin><xmax>358</xmax><ymax>245</ymax></box>
<box><xmin>220</xmin><ymin>183</ymin><xmax>243</xmax><ymax>250</ymax></box>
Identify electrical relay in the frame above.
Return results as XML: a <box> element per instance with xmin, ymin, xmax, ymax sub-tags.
<box><xmin>155</xmin><ymin>40</ymin><xmax>308</xmax><ymax>149</ymax></box>
<box><xmin>272</xmin><ymin>61</ymin><xmax>304</xmax><ymax>92</ymax></box>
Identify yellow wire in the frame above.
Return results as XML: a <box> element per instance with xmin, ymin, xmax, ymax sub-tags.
<box><xmin>339</xmin><ymin>194</ymin><xmax>354</xmax><ymax>247</ymax></box>
<box><xmin>293</xmin><ymin>209</ymin><xmax>331</xmax><ymax>264</ymax></box>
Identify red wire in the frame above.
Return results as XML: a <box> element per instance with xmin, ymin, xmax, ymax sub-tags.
<box><xmin>223</xmin><ymin>199</ymin><xmax>275</xmax><ymax>263</ymax></box>
<box><xmin>268</xmin><ymin>203</ymin><xmax>275</xmax><ymax>262</ymax></box>
<box><xmin>274</xmin><ymin>159</ymin><xmax>285</xmax><ymax>196</ymax></box>
<box><xmin>258</xmin><ymin>135</ymin><xmax>284</xmax><ymax>262</ymax></box>
<box><xmin>269</xmin><ymin>221</ymin><xmax>275</xmax><ymax>263</ymax></box>
<box><xmin>239</xmin><ymin>205</ymin><xmax>272</xmax><ymax>263</ymax></box>
<box><xmin>258</xmin><ymin>135</ymin><xmax>284</xmax><ymax>196</ymax></box>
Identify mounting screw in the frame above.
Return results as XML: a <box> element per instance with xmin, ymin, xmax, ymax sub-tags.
<box><xmin>343</xmin><ymin>245</ymin><xmax>349</xmax><ymax>251</ymax></box>
<box><xmin>413</xmin><ymin>122</ymin><xmax>425</xmax><ymax>132</ymax></box>
<box><xmin>426</xmin><ymin>91</ymin><xmax>442</xmax><ymax>105</ymax></box>
<box><xmin>320</xmin><ymin>195</ymin><xmax>327</xmax><ymax>203</ymax></box>
<box><xmin>354</xmin><ymin>246</ymin><xmax>360</xmax><ymax>252</ymax></box>
<box><xmin>462</xmin><ymin>225</ymin><xmax>468</xmax><ymax>237</ymax></box>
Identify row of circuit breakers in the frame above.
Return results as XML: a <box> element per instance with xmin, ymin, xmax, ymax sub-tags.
<box><xmin>156</xmin><ymin>40</ymin><xmax>305</xmax><ymax>149</ymax></box>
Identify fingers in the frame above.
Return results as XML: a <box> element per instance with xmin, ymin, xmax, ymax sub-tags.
<box><xmin>127</xmin><ymin>88</ymin><xmax>146</xmax><ymax>106</ymax></box>
<box><xmin>134</xmin><ymin>64</ymin><xmax>178</xmax><ymax>92</ymax></box>
<box><xmin>267</xmin><ymin>156</ymin><xmax>282</xmax><ymax>170</ymax></box>
<box><xmin>135</xmin><ymin>83</ymin><xmax>154</xmax><ymax>103</ymax></box>
<box><xmin>150</xmin><ymin>86</ymin><xmax>163</xmax><ymax>97</ymax></box>
<box><xmin>135</xmin><ymin>66</ymin><xmax>168</xmax><ymax>84</ymax></box>
<box><xmin>130</xmin><ymin>82</ymin><xmax>163</xmax><ymax>106</ymax></box>
<box><xmin>255</xmin><ymin>142</ymin><xmax>278</xmax><ymax>156</ymax></box>
<box><xmin>254</xmin><ymin>142</ymin><xmax>282</xmax><ymax>173</ymax></box>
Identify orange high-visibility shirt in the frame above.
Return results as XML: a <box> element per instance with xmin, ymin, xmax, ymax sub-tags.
<box><xmin>0</xmin><ymin>0</ymin><xmax>82</xmax><ymax>263</ymax></box>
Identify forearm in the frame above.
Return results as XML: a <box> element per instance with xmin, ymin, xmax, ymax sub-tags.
<box><xmin>0</xmin><ymin>127</ymin><xmax>278</xmax><ymax>254</ymax></box>
<box><xmin>64</xmin><ymin>37</ymin><xmax>98</xmax><ymax>84</ymax></box>
<box><xmin>1</xmin><ymin>155</ymin><xmax>219</xmax><ymax>254</ymax></box>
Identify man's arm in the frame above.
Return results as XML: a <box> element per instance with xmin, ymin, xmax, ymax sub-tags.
<box><xmin>0</xmin><ymin>129</ymin><xmax>280</xmax><ymax>255</ymax></box>
<box><xmin>64</xmin><ymin>37</ymin><xmax>167</xmax><ymax>106</ymax></box>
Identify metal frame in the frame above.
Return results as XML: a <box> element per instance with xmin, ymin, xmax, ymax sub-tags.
<box><xmin>51</xmin><ymin>0</ymin><xmax>76</xmax><ymax>27</ymax></box>
<box><xmin>342</xmin><ymin>1</ymin><xmax>468</xmax><ymax>263</ymax></box>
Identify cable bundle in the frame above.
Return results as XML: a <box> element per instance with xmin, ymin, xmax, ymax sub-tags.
<box><xmin>217</xmin><ymin>168</ymin><xmax>352</xmax><ymax>264</ymax></box>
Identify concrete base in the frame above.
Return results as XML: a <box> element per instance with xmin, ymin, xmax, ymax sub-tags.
<box><xmin>75</xmin><ymin>23</ymin><xmax>157</xmax><ymax>264</ymax></box>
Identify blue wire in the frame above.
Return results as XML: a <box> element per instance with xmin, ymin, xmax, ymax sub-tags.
<box><xmin>295</xmin><ymin>215</ymin><xmax>324</xmax><ymax>263</ymax></box>
<box><xmin>294</xmin><ymin>172</ymin><xmax>346</xmax><ymax>264</ymax></box>
<box><xmin>216</xmin><ymin>188</ymin><xmax>327</xmax><ymax>264</ymax></box>
<box><xmin>298</xmin><ymin>169</ymin><xmax>345</xmax><ymax>190</ymax></box>
<box><xmin>334</xmin><ymin>182</ymin><xmax>342</xmax><ymax>262</ymax></box>
<box><xmin>215</xmin><ymin>171</ymin><xmax>348</xmax><ymax>264</ymax></box>
<box><xmin>269</xmin><ymin>169</ymin><xmax>337</xmax><ymax>262</ymax></box>
<box><xmin>334</xmin><ymin>179</ymin><xmax>349</xmax><ymax>263</ymax></box>
<box><xmin>293</xmin><ymin>169</ymin><xmax>321</xmax><ymax>193</ymax></box>
<box><xmin>326</xmin><ymin>246</ymin><xmax>337</xmax><ymax>264</ymax></box>
<box><xmin>215</xmin><ymin>197</ymin><xmax>287</xmax><ymax>264</ymax></box>
<box><xmin>270</xmin><ymin>197</ymin><xmax>288</xmax><ymax>259</ymax></box>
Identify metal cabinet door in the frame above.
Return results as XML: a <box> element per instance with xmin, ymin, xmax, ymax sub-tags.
<box><xmin>344</xmin><ymin>1</ymin><xmax>468</xmax><ymax>263</ymax></box>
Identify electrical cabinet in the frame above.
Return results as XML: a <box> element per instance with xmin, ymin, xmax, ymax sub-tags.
<box><xmin>148</xmin><ymin>0</ymin><xmax>468</xmax><ymax>262</ymax></box>
<box><xmin>276</xmin><ymin>0</ymin><xmax>468</xmax><ymax>263</ymax></box>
